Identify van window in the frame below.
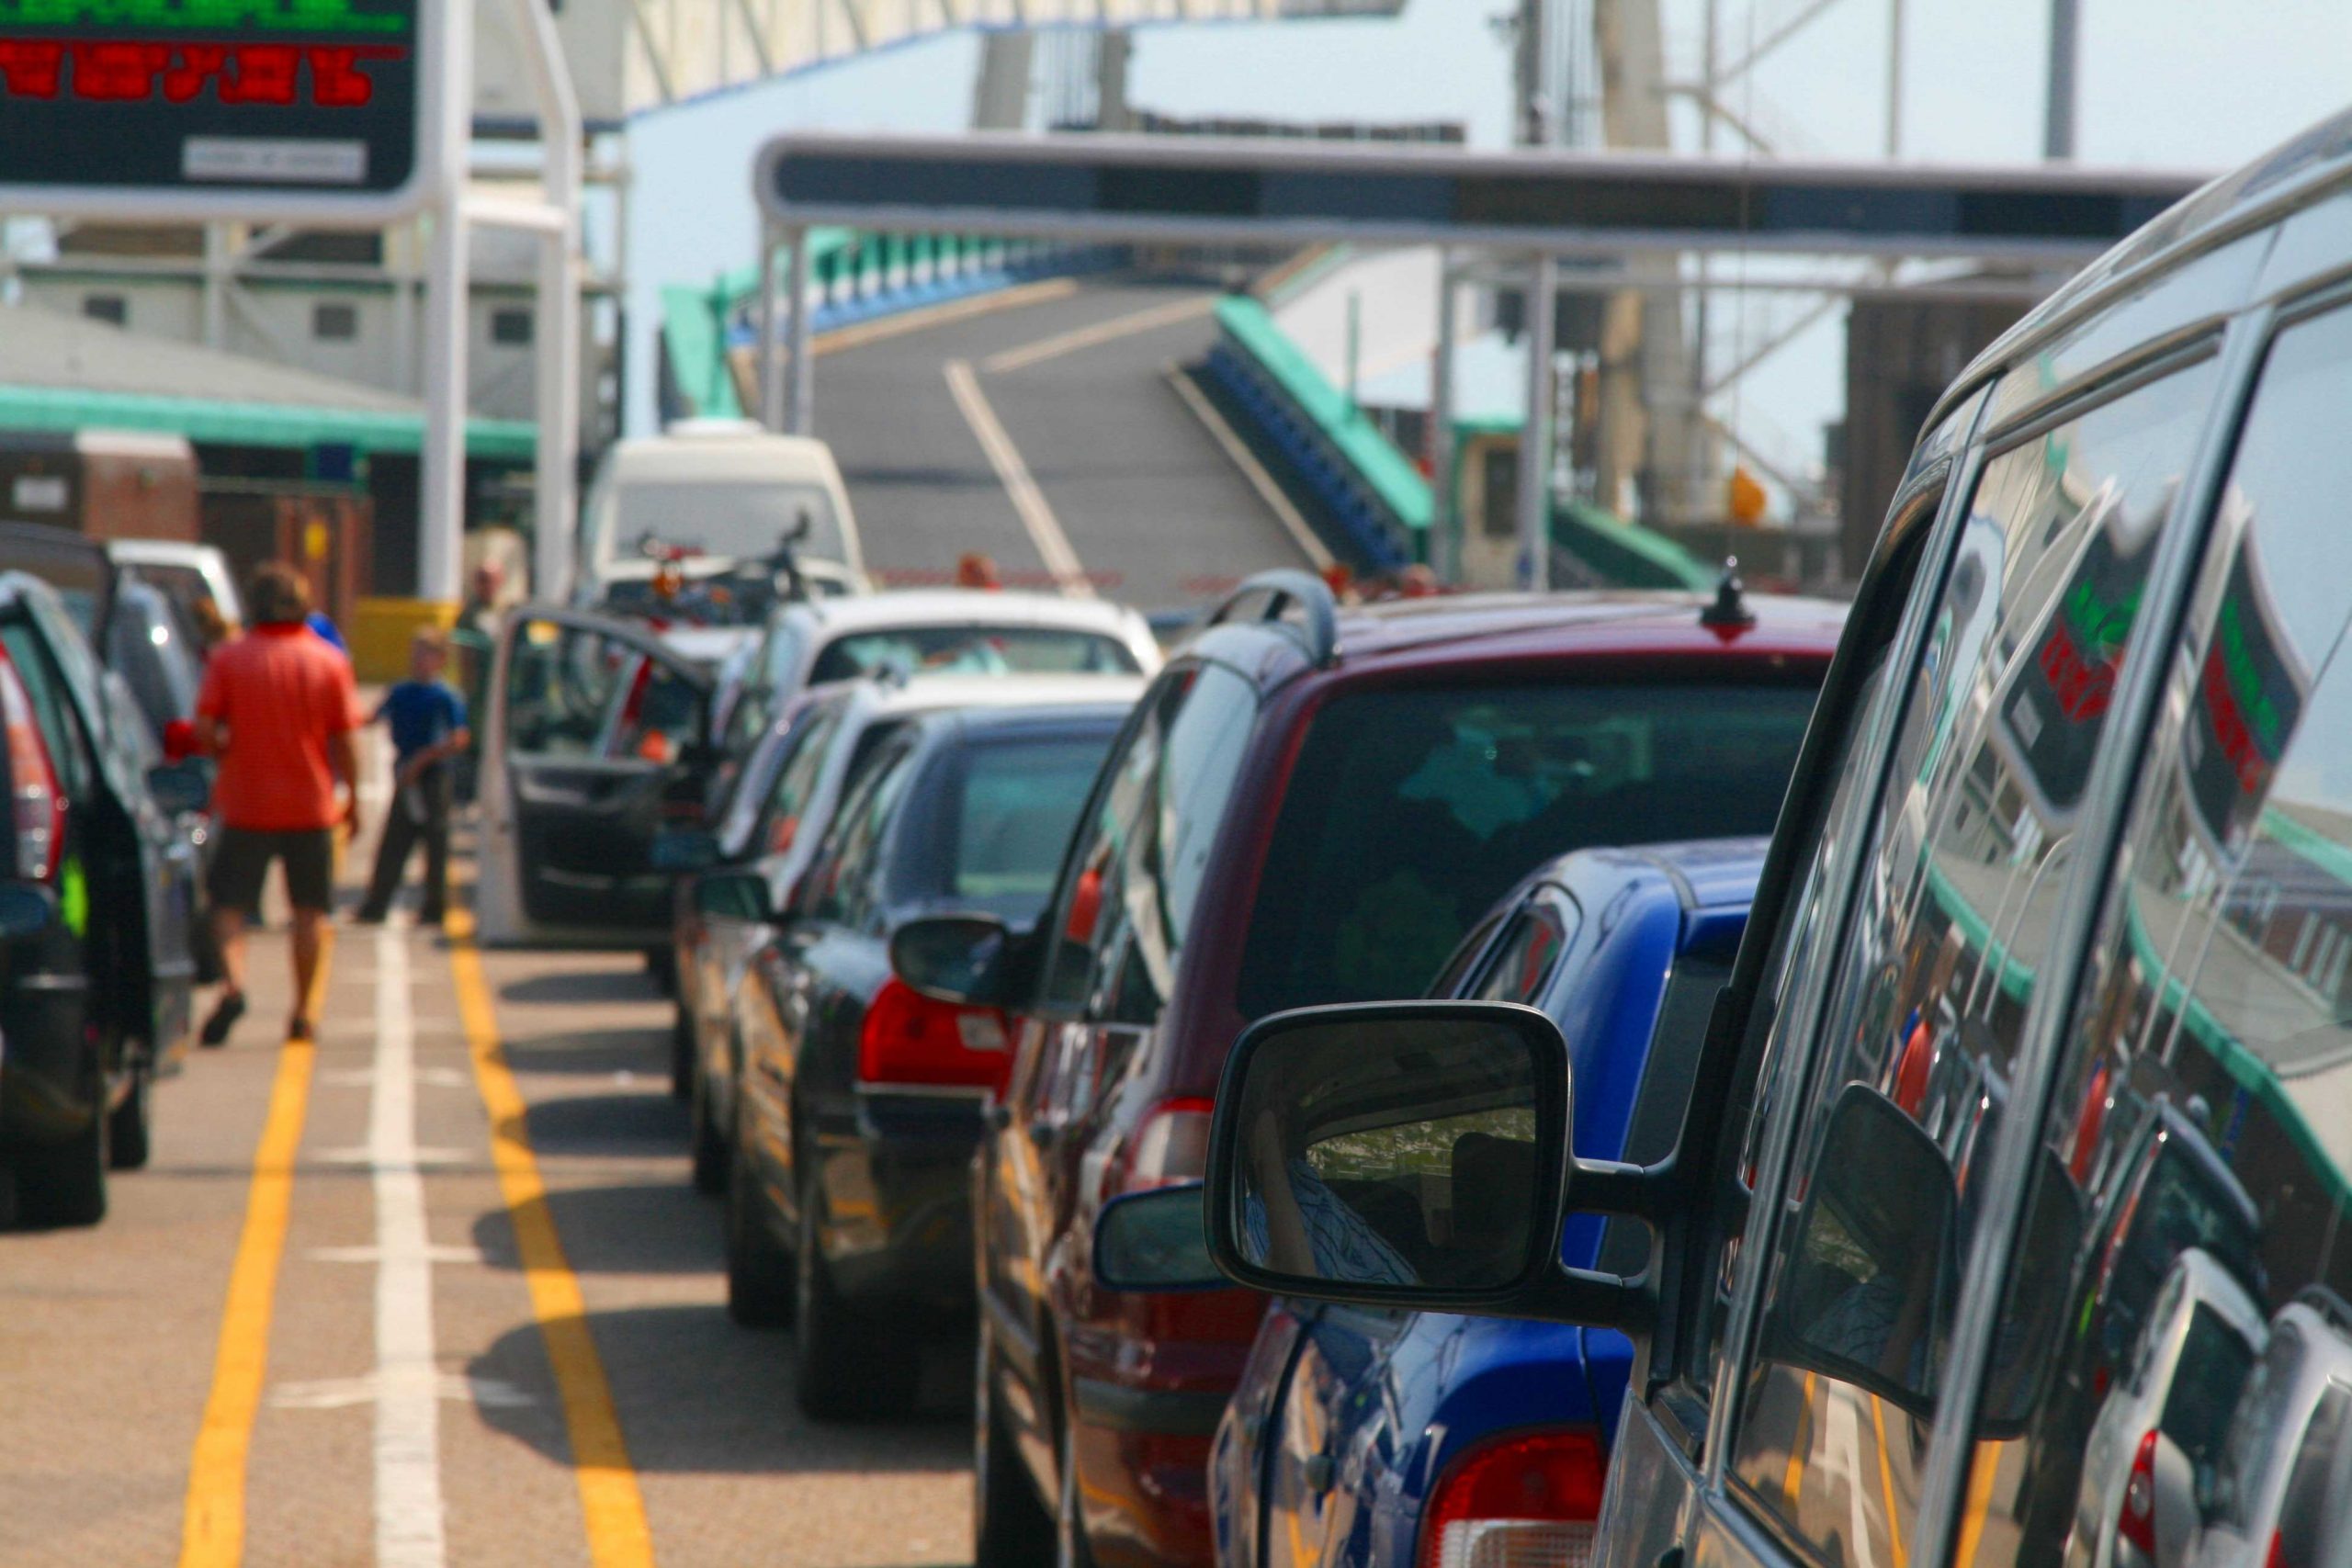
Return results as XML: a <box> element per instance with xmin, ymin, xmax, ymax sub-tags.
<box><xmin>1726</xmin><ymin>353</ymin><xmax>2222</xmax><ymax>1568</ymax></box>
<box><xmin>1238</xmin><ymin>680</ymin><xmax>1815</xmax><ymax>1019</ymax></box>
<box><xmin>614</xmin><ymin>480</ymin><xmax>843</xmax><ymax>568</ymax></box>
<box><xmin>1951</xmin><ymin>301</ymin><xmax>2352</xmax><ymax>1568</ymax></box>
<box><xmin>1036</xmin><ymin>664</ymin><xmax>1257</xmax><ymax>1025</ymax></box>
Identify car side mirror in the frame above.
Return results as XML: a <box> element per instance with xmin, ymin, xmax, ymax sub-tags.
<box><xmin>0</xmin><ymin>879</ymin><xmax>56</xmax><ymax>939</ymax></box>
<box><xmin>890</xmin><ymin>913</ymin><xmax>1018</xmax><ymax>1007</ymax></box>
<box><xmin>162</xmin><ymin>717</ymin><xmax>198</xmax><ymax>762</ymax></box>
<box><xmin>1759</xmin><ymin>1083</ymin><xmax>1960</xmax><ymax>1420</ymax></box>
<box><xmin>147</xmin><ymin>759</ymin><xmax>211</xmax><ymax>816</ymax></box>
<box><xmin>1203</xmin><ymin>1000</ymin><xmax>1653</xmax><ymax>1327</ymax></box>
<box><xmin>694</xmin><ymin>868</ymin><xmax>775</xmax><ymax>924</ymax></box>
<box><xmin>652</xmin><ymin>827</ymin><xmax>721</xmax><ymax>873</ymax></box>
<box><xmin>1093</xmin><ymin>1183</ymin><xmax>1224</xmax><ymax>1292</ymax></box>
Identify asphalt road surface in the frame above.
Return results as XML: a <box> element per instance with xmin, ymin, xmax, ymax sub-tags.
<box><xmin>0</xmin><ymin>815</ymin><xmax>971</xmax><ymax>1567</ymax></box>
<box><xmin>812</xmin><ymin>274</ymin><xmax>1321</xmax><ymax>608</ymax></box>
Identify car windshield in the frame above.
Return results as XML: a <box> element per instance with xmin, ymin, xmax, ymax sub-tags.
<box><xmin>1237</xmin><ymin>681</ymin><xmax>1818</xmax><ymax>1019</ymax></box>
<box><xmin>809</xmin><ymin>626</ymin><xmax>1138</xmax><ymax>682</ymax></box>
<box><xmin>900</xmin><ymin>733</ymin><xmax>1115</xmax><ymax>922</ymax></box>
<box><xmin>613</xmin><ymin>481</ymin><xmax>845</xmax><ymax>566</ymax></box>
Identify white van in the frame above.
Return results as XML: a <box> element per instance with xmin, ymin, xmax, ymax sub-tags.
<box><xmin>577</xmin><ymin>420</ymin><xmax>866</xmax><ymax>604</ymax></box>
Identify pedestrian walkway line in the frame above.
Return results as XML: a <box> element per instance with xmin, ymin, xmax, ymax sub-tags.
<box><xmin>179</xmin><ymin>935</ymin><xmax>334</xmax><ymax>1568</ymax></box>
<box><xmin>372</xmin><ymin>922</ymin><xmax>447</xmax><ymax>1568</ymax></box>
<box><xmin>979</xmin><ymin>292</ymin><xmax>1215</xmax><ymax>374</ymax></box>
<box><xmin>943</xmin><ymin>357</ymin><xmax>1094</xmax><ymax>599</ymax></box>
<box><xmin>445</xmin><ymin>907</ymin><xmax>656</xmax><ymax>1568</ymax></box>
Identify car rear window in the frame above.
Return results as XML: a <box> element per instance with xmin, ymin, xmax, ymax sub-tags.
<box><xmin>1236</xmin><ymin>681</ymin><xmax>1817</xmax><ymax>1019</ymax></box>
<box><xmin>903</xmin><ymin>733</ymin><xmax>1116</xmax><ymax>921</ymax></box>
<box><xmin>810</xmin><ymin>626</ymin><xmax>1137</xmax><ymax>682</ymax></box>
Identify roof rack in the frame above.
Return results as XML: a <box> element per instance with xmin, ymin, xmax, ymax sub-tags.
<box><xmin>1203</xmin><ymin>570</ymin><xmax>1340</xmax><ymax>668</ymax></box>
<box><xmin>2294</xmin><ymin>1284</ymin><xmax>2352</xmax><ymax>1335</ymax></box>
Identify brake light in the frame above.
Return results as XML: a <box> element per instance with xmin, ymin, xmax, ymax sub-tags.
<box><xmin>2268</xmin><ymin>1529</ymin><xmax>2289</xmax><ymax>1568</ymax></box>
<box><xmin>1419</xmin><ymin>1429</ymin><xmax>1606</xmax><ymax>1568</ymax></box>
<box><xmin>2117</xmin><ymin>1429</ymin><xmax>2159</xmax><ymax>1559</ymax></box>
<box><xmin>1116</xmin><ymin>1098</ymin><xmax>1215</xmax><ymax>1194</ymax></box>
<box><xmin>0</xmin><ymin>660</ymin><xmax>60</xmax><ymax>884</ymax></box>
<box><xmin>857</xmin><ymin>976</ymin><xmax>1011</xmax><ymax>1090</ymax></box>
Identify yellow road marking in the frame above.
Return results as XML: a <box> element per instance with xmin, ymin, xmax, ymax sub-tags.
<box><xmin>1952</xmin><ymin>1439</ymin><xmax>2006</xmax><ymax>1568</ymax></box>
<box><xmin>1783</xmin><ymin>1371</ymin><xmax>1817</xmax><ymax>1514</ymax></box>
<box><xmin>810</xmin><ymin>276</ymin><xmax>1084</xmax><ymax>357</ymax></box>
<box><xmin>179</xmin><ymin>933</ymin><xmax>334</xmax><ymax>1568</ymax></box>
<box><xmin>1868</xmin><ymin>1395</ymin><xmax>1909</xmax><ymax>1568</ymax></box>
<box><xmin>979</xmin><ymin>292</ymin><xmax>1215</xmax><ymax>374</ymax></box>
<box><xmin>447</xmin><ymin>908</ymin><xmax>656</xmax><ymax>1568</ymax></box>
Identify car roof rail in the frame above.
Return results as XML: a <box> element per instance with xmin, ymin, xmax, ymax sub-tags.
<box><xmin>1203</xmin><ymin>570</ymin><xmax>1340</xmax><ymax>668</ymax></box>
<box><xmin>2293</xmin><ymin>1285</ymin><xmax>2352</xmax><ymax>1334</ymax></box>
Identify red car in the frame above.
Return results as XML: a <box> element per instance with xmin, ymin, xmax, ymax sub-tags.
<box><xmin>893</xmin><ymin>571</ymin><xmax>1843</xmax><ymax>1568</ymax></box>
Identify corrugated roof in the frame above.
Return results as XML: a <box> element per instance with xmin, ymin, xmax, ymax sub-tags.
<box><xmin>0</xmin><ymin>304</ymin><xmax>535</xmax><ymax>460</ymax></box>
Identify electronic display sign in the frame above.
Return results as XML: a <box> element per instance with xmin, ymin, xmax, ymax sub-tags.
<box><xmin>0</xmin><ymin>0</ymin><xmax>440</xmax><ymax>219</ymax></box>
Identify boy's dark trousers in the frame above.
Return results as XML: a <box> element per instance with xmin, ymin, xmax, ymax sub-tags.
<box><xmin>359</xmin><ymin>764</ymin><xmax>451</xmax><ymax>922</ymax></box>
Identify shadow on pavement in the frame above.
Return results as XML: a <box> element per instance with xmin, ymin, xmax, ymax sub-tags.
<box><xmin>499</xmin><ymin>969</ymin><xmax>663</xmax><ymax>1007</ymax></box>
<box><xmin>472</xmin><ymin>1181</ymin><xmax>714</xmax><ymax>1275</ymax></box>
<box><xmin>518</xmin><ymin>1091</ymin><xmax>686</xmax><ymax>1155</ymax></box>
<box><xmin>497</xmin><ymin>1028</ymin><xmax>667</xmax><ymax>1077</ymax></box>
<box><xmin>467</xmin><ymin>1304</ymin><xmax>974</xmax><ymax>1472</ymax></box>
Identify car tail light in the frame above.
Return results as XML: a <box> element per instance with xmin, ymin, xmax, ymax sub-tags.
<box><xmin>1115</xmin><ymin>1097</ymin><xmax>1216</xmax><ymax>1194</ymax></box>
<box><xmin>1419</xmin><ymin>1430</ymin><xmax>1607</xmax><ymax>1568</ymax></box>
<box><xmin>857</xmin><ymin>976</ymin><xmax>1011</xmax><ymax>1090</ymax></box>
<box><xmin>2267</xmin><ymin>1529</ymin><xmax>2289</xmax><ymax>1568</ymax></box>
<box><xmin>2117</xmin><ymin>1429</ymin><xmax>2159</xmax><ymax>1559</ymax></box>
<box><xmin>0</xmin><ymin>660</ymin><xmax>60</xmax><ymax>884</ymax></box>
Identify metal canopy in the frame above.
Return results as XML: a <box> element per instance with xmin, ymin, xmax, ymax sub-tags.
<box><xmin>754</xmin><ymin>132</ymin><xmax>2213</xmax><ymax>263</ymax></box>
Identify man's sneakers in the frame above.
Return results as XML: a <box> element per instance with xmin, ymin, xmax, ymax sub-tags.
<box><xmin>199</xmin><ymin>989</ymin><xmax>247</xmax><ymax>1047</ymax></box>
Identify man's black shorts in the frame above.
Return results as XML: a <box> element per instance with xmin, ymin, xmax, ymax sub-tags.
<box><xmin>209</xmin><ymin>827</ymin><xmax>335</xmax><ymax>916</ymax></box>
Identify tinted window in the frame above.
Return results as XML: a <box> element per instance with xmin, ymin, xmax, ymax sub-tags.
<box><xmin>2165</xmin><ymin>1304</ymin><xmax>2258</xmax><ymax>1471</ymax></box>
<box><xmin>802</xmin><ymin>743</ymin><xmax>916</xmax><ymax>931</ymax></box>
<box><xmin>1953</xmin><ymin>303</ymin><xmax>2352</xmax><ymax>1568</ymax></box>
<box><xmin>893</xmin><ymin>732</ymin><xmax>1116</xmax><ymax>924</ymax></box>
<box><xmin>1238</xmin><ymin>682</ymin><xmax>1816</xmax><ymax>1020</ymax></box>
<box><xmin>1037</xmin><ymin>664</ymin><xmax>1257</xmax><ymax>1024</ymax></box>
<box><xmin>716</xmin><ymin>703</ymin><xmax>837</xmax><ymax>860</ymax></box>
<box><xmin>1729</xmin><ymin>353</ymin><xmax>2222</xmax><ymax>1567</ymax></box>
<box><xmin>809</xmin><ymin>626</ymin><xmax>1139</xmax><ymax>682</ymax></box>
<box><xmin>1471</xmin><ymin>897</ymin><xmax>1575</xmax><ymax>1005</ymax></box>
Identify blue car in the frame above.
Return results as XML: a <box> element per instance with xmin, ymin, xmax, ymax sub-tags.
<box><xmin>1208</xmin><ymin>838</ymin><xmax>1768</xmax><ymax>1568</ymax></box>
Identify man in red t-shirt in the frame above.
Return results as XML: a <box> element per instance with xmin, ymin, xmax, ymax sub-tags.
<box><xmin>196</xmin><ymin>564</ymin><xmax>362</xmax><ymax>1044</ymax></box>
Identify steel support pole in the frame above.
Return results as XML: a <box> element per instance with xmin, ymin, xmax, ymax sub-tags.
<box><xmin>786</xmin><ymin>226</ymin><xmax>814</xmax><ymax>435</ymax></box>
<box><xmin>503</xmin><ymin>0</ymin><xmax>582</xmax><ymax>602</ymax></box>
<box><xmin>1516</xmin><ymin>252</ymin><xmax>1556</xmax><ymax>592</ymax></box>
<box><xmin>421</xmin><ymin>202</ymin><xmax>470</xmax><ymax>604</ymax></box>
<box><xmin>1430</xmin><ymin>253</ymin><xmax>1458</xmax><ymax>581</ymax></box>
<box><xmin>757</xmin><ymin>220</ymin><xmax>786</xmax><ymax>430</ymax></box>
<box><xmin>418</xmin><ymin>0</ymin><xmax>473</xmax><ymax>604</ymax></box>
<box><xmin>2044</xmin><ymin>0</ymin><xmax>2078</xmax><ymax>160</ymax></box>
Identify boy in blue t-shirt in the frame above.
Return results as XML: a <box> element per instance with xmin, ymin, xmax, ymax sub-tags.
<box><xmin>356</xmin><ymin>626</ymin><xmax>470</xmax><ymax>925</ymax></box>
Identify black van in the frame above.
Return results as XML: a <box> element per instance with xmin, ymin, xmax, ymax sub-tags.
<box><xmin>1137</xmin><ymin>107</ymin><xmax>2352</xmax><ymax>1568</ymax></box>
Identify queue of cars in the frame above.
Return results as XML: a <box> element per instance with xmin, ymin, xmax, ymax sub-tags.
<box><xmin>565</xmin><ymin>101</ymin><xmax>2352</xmax><ymax>1568</ymax></box>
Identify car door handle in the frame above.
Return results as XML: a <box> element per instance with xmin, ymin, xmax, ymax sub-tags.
<box><xmin>1302</xmin><ymin>1454</ymin><xmax>1335</xmax><ymax>1493</ymax></box>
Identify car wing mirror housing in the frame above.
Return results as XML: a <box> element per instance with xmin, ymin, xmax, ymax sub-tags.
<box><xmin>890</xmin><ymin>913</ymin><xmax>1024</xmax><ymax>1007</ymax></box>
<box><xmin>652</xmin><ymin>826</ymin><xmax>722</xmax><ymax>873</ymax></box>
<box><xmin>1093</xmin><ymin>1182</ymin><xmax>1225</xmax><ymax>1292</ymax></box>
<box><xmin>693</xmin><ymin>868</ymin><xmax>775</xmax><ymax>924</ymax></box>
<box><xmin>1757</xmin><ymin>1082</ymin><xmax>1961</xmax><ymax>1423</ymax></box>
<box><xmin>1202</xmin><ymin>999</ymin><xmax>1657</xmax><ymax>1331</ymax></box>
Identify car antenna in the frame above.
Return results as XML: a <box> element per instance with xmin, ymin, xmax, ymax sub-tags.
<box><xmin>1700</xmin><ymin>557</ymin><xmax>1756</xmax><ymax>631</ymax></box>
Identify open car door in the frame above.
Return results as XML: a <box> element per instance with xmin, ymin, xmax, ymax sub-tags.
<box><xmin>475</xmin><ymin>605</ymin><xmax>718</xmax><ymax>946</ymax></box>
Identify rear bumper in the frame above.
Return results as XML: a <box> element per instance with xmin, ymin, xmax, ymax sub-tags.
<box><xmin>0</xmin><ymin>966</ymin><xmax>95</xmax><ymax>1147</ymax></box>
<box><xmin>816</xmin><ymin>1089</ymin><xmax>989</xmax><ymax>1314</ymax></box>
